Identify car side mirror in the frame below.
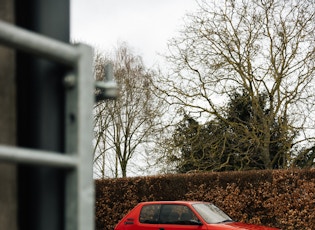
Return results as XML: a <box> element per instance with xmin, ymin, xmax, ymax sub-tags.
<box><xmin>190</xmin><ymin>220</ymin><xmax>203</xmax><ymax>226</ymax></box>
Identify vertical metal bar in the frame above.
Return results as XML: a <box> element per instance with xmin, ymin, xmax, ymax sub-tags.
<box><xmin>16</xmin><ymin>1</ymin><xmax>70</xmax><ymax>229</ymax></box>
<box><xmin>76</xmin><ymin>44</ymin><xmax>94</xmax><ymax>230</ymax></box>
<box><xmin>65</xmin><ymin>44</ymin><xmax>94</xmax><ymax>230</ymax></box>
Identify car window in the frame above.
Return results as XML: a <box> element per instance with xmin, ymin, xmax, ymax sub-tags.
<box><xmin>192</xmin><ymin>203</ymin><xmax>232</xmax><ymax>224</ymax></box>
<box><xmin>159</xmin><ymin>204</ymin><xmax>199</xmax><ymax>225</ymax></box>
<box><xmin>139</xmin><ymin>204</ymin><xmax>161</xmax><ymax>224</ymax></box>
<box><xmin>139</xmin><ymin>204</ymin><xmax>200</xmax><ymax>225</ymax></box>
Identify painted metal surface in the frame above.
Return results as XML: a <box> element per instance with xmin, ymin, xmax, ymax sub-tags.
<box><xmin>0</xmin><ymin>19</ymin><xmax>98</xmax><ymax>230</ymax></box>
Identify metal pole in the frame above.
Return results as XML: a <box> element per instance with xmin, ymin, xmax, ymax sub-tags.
<box><xmin>16</xmin><ymin>1</ymin><xmax>70</xmax><ymax>229</ymax></box>
<box><xmin>0</xmin><ymin>145</ymin><xmax>77</xmax><ymax>168</ymax></box>
<box><xmin>0</xmin><ymin>20</ymin><xmax>79</xmax><ymax>66</ymax></box>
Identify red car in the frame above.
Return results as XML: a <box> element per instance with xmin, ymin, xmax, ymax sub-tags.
<box><xmin>114</xmin><ymin>201</ymin><xmax>279</xmax><ymax>230</ymax></box>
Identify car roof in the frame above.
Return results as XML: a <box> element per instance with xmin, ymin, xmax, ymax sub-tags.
<box><xmin>138</xmin><ymin>201</ymin><xmax>208</xmax><ymax>205</ymax></box>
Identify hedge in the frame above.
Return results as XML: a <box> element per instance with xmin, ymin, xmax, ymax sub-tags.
<box><xmin>95</xmin><ymin>169</ymin><xmax>315</xmax><ymax>230</ymax></box>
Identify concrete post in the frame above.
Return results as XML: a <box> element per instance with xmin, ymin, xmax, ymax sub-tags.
<box><xmin>0</xmin><ymin>0</ymin><xmax>17</xmax><ymax>229</ymax></box>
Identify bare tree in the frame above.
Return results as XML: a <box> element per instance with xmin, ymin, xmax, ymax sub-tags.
<box><xmin>93</xmin><ymin>44</ymin><xmax>165</xmax><ymax>178</ymax></box>
<box><xmin>160</xmin><ymin>0</ymin><xmax>315</xmax><ymax>169</ymax></box>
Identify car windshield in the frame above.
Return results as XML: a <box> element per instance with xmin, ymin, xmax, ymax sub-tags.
<box><xmin>192</xmin><ymin>203</ymin><xmax>233</xmax><ymax>224</ymax></box>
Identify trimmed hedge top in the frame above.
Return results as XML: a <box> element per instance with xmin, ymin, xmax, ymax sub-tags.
<box><xmin>95</xmin><ymin>169</ymin><xmax>315</xmax><ymax>230</ymax></box>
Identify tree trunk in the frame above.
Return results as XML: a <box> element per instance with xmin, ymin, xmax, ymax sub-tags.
<box><xmin>120</xmin><ymin>161</ymin><xmax>127</xmax><ymax>178</ymax></box>
<box><xmin>261</xmin><ymin>123</ymin><xmax>272</xmax><ymax>169</ymax></box>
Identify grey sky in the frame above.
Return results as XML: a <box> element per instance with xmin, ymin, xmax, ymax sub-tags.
<box><xmin>71</xmin><ymin>0</ymin><xmax>198</xmax><ymax>67</ymax></box>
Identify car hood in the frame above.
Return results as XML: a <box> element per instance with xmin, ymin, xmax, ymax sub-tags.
<box><xmin>224</xmin><ymin>222</ymin><xmax>279</xmax><ymax>229</ymax></box>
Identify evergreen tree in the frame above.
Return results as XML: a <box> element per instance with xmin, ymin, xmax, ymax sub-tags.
<box><xmin>170</xmin><ymin>90</ymin><xmax>296</xmax><ymax>173</ymax></box>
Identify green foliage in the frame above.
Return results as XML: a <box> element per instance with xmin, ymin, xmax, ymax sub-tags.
<box><xmin>169</xmin><ymin>90</ymin><xmax>296</xmax><ymax>173</ymax></box>
<box><xmin>293</xmin><ymin>146</ymin><xmax>315</xmax><ymax>168</ymax></box>
<box><xmin>95</xmin><ymin>169</ymin><xmax>315</xmax><ymax>230</ymax></box>
<box><xmin>161</xmin><ymin>0</ymin><xmax>315</xmax><ymax>174</ymax></box>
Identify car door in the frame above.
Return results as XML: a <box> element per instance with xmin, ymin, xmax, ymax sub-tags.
<box><xmin>136</xmin><ymin>204</ymin><xmax>161</xmax><ymax>230</ymax></box>
<box><xmin>157</xmin><ymin>204</ymin><xmax>207</xmax><ymax>230</ymax></box>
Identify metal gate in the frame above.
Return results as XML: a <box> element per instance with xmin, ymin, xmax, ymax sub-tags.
<box><xmin>0</xmin><ymin>19</ymin><xmax>98</xmax><ymax>230</ymax></box>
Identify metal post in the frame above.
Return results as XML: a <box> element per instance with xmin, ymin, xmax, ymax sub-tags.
<box><xmin>15</xmin><ymin>1</ymin><xmax>70</xmax><ymax>229</ymax></box>
<box><xmin>65</xmin><ymin>44</ymin><xmax>94</xmax><ymax>230</ymax></box>
<box><xmin>0</xmin><ymin>20</ymin><xmax>95</xmax><ymax>230</ymax></box>
<box><xmin>0</xmin><ymin>1</ymin><xmax>116</xmax><ymax>229</ymax></box>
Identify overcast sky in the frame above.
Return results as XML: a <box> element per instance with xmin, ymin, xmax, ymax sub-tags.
<box><xmin>71</xmin><ymin>0</ymin><xmax>199</xmax><ymax>67</ymax></box>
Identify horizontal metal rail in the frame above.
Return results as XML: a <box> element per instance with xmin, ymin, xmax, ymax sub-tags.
<box><xmin>0</xmin><ymin>145</ymin><xmax>78</xmax><ymax>168</ymax></box>
<box><xmin>0</xmin><ymin>19</ymin><xmax>95</xmax><ymax>230</ymax></box>
<box><xmin>0</xmin><ymin>20</ymin><xmax>79</xmax><ymax>66</ymax></box>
